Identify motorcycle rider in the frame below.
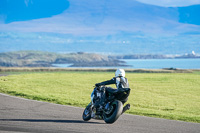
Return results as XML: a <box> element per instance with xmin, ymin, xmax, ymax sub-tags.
<box><xmin>95</xmin><ymin>69</ymin><xmax>129</xmax><ymax>90</ymax></box>
<box><xmin>95</xmin><ymin>69</ymin><xmax>130</xmax><ymax>112</ymax></box>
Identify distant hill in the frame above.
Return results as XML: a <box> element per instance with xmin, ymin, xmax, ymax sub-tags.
<box><xmin>0</xmin><ymin>51</ymin><xmax>125</xmax><ymax>67</ymax></box>
<box><xmin>178</xmin><ymin>5</ymin><xmax>200</xmax><ymax>25</ymax></box>
<box><xmin>0</xmin><ymin>0</ymin><xmax>200</xmax><ymax>54</ymax></box>
<box><xmin>0</xmin><ymin>0</ymin><xmax>69</xmax><ymax>23</ymax></box>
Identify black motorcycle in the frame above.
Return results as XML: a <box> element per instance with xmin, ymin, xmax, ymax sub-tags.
<box><xmin>82</xmin><ymin>85</ymin><xmax>131</xmax><ymax>124</ymax></box>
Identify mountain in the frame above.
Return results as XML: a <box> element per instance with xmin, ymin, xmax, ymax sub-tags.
<box><xmin>0</xmin><ymin>0</ymin><xmax>200</xmax><ymax>54</ymax></box>
<box><xmin>0</xmin><ymin>0</ymin><xmax>69</xmax><ymax>23</ymax></box>
<box><xmin>178</xmin><ymin>5</ymin><xmax>200</xmax><ymax>25</ymax></box>
<box><xmin>0</xmin><ymin>51</ymin><xmax>125</xmax><ymax>67</ymax></box>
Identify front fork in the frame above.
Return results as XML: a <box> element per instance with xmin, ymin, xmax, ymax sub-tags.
<box><xmin>90</xmin><ymin>102</ymin><xmax>105</xmax><ymax>120</ymax></box>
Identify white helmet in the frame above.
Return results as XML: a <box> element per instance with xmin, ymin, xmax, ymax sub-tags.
<box><xmin>115</xmin><ymin>69</ymin><xmax>125</xmax><ymax>77</ymax></box>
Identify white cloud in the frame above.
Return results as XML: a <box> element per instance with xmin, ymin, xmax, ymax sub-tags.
<box><xmin>135</xmin><ymin>0</ymin><xmax>200</xmax><ymax>7</ymax></box>
<box><xmin>24</xmin><ymin>0</ymin><xmax>33</xmax><ymax>7</ymax></box>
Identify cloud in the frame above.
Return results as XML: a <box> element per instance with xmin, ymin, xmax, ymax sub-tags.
<box><xmin>24</xmin><ymin>0</ymin><xmax>33</xmax><ymax>7</ymax></box>
<box><xmin>135</xmin><ymin>0</ymin><xmax>200</xmax><ymax>7</ymax></box>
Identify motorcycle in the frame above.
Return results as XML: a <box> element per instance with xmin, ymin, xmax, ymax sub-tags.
<box><xmin>82</xmin><ymin>85</ymin><xmax>131</xmax><ymax>124</ymax></box>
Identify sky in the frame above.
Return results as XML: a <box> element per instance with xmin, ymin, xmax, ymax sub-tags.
<box><xmin>136</xmin><ymin>0</ymin><xmax>200</xmax><ymax>7</ymax></box>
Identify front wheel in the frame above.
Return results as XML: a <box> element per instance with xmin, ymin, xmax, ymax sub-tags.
<box><xmin>82</xmin><ymin>103</ymin><xmax>92</xmax><ymax>121</ymax></box>
<box><xmin>103</xmin><ymin>100</ymin><xmax>123</xmax><ymax>124</ymax></box>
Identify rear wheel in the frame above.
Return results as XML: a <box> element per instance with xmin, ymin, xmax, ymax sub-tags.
<box><xmin>103</xmin><ymin>100</ymin><xmax>123</xmax><ymax>124</ymax></box>
<box><xmin>82</xmin><ymin>103</ymin><xmax>92</xmax><ymax>121</ymax></box>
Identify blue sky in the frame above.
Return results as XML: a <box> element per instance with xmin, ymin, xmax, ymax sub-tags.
<box><xmin>0</xmin><ymin>0</ymin><xmax>200</xmax><ymax>54</ymax></box>
<box><xmin>136</xmin><ymin>0</ymin><xmax>200</xmax><ymax>7</ymax></box>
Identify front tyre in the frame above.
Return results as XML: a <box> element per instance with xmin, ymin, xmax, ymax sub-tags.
<box><xmin>103</xmin><ymin>100</ymin><xmax>123</xmax><ymax>124</ymax></box>
<box><xmin>82</xmin><ymin>103</ymin><xmax>92</xmax><ymax>121</ymax></box>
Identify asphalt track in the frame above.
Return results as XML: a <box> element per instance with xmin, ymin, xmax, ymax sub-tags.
<box><xmin>0</xmin><ymin>93</ymin><xmax>200</xmax><ymax>133</ymax></box>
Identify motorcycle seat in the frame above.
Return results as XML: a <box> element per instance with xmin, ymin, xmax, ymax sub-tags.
<box><xmin>106</xmin><ymin>88</ymin><xmax>118</xmax><ymax>94</ymax></box>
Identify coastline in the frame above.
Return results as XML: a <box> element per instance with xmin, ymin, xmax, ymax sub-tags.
<box><xmin>0</xmin><ymin>67</ymin><xmax>198</xmax><ymax>73</ymax></box>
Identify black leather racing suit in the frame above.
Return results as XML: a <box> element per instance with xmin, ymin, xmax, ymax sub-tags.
<box><xmin>96</xmin><ymin>76</ymin><xmax>129</xmax><ymax>103</ymax></box>
<box><xmin>96</xmin><ymin>76</ymin><xmax>129</xmax><ymax>89</ymax></box>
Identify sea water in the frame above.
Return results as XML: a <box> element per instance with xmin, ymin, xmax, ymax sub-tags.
<box><xmin>52</xmin><ymin>59</ymin><xmax>200</xmax><ymax>69</ymax></box>
<box><xmin>123</xmin><ymin>58</ymin><xmax>200</xmax><ymax>69</ymax></box>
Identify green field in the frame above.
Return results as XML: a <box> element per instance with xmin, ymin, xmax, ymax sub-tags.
<box><xmin>0</xmin><ymin>71</ymin><xmax>200</xmax><ymax>123</ymax></box>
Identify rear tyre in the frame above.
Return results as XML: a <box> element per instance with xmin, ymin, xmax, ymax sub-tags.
<box><xmin>82</xmin><ymin>103</ymin><xmax>92</xmax><ymax>121</ymax></box>
<box><xmin>103</xmin><ymin>100</ymin><xmax>123</xmax><ymax>124</ymax></box>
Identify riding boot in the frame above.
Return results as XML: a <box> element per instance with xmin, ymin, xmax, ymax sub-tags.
<box><xmin>122</xmin><ymin>104</ymin><xmax>130</xmax><ymax>114</ymax></box>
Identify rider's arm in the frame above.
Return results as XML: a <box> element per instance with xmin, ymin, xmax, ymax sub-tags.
<box><xmin>96</xmin><ymin>77</ymin><xmax>116</xmax><ymax>86</ymax></box>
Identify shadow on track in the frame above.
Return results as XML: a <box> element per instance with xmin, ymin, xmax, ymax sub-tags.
<box><xmin>0</xmin><ymin>119</ymin><xmax>103</xmax><ymax>124</ymax></box>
